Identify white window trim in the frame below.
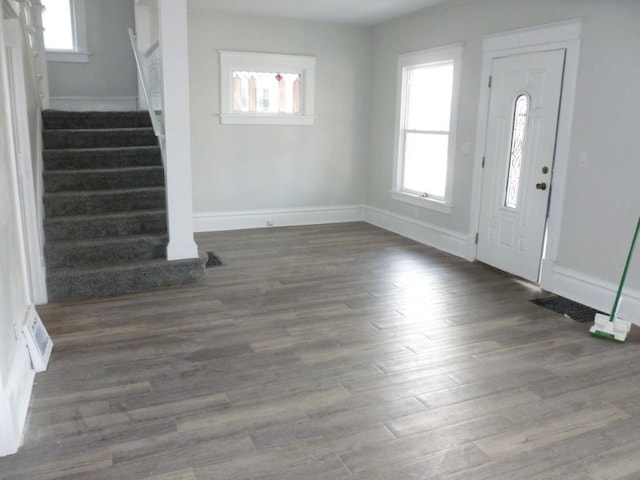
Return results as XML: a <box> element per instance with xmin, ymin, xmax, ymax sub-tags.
<box><xmin>392</xmin><ymin>43</ymin><xmax>463</xmax><ymax>214</ymax></box>
<box><xmin>219</xmin><ymin>50</ymin><xmax>316</xmax><ymax>126</ymax></box>
<box><xmin>391</xmin><ymin>191</ymin><xmax>454</xmax><ymax>214</ymax></box>
<box><xmin>45</xmin><ymin>0</ymin><xmax>90</xmax><ymax>63</ymax></box>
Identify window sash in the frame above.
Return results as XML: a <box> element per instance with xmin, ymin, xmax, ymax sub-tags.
<box><xmin>42</xmin><ymin>0</ymin><xmax>89</xmax><ymax>63</ymax></box>
<box><xmin>232</xmin><ymin>71</ymin><xmax>301</xmax><ymax>114</ymax></box>
<box><xmin>401</xmin><ymin>130</ymin><xmax>450</xmax><ymax>200</ymax></box>
<box><xmin>405</xmin><ymin>62</ymin><xmax>454</xmax><ymax>132</ymax></box>
<box><xmin>42</xmin><ymin>0</ymin><xmax>75</xmax><ymax>51</ymax></box>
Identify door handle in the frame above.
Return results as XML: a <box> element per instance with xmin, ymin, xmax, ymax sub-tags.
<box><xmin>536</xmin><ymin>182</ymin><xmax>547</xmax><ymax>191</ymax></box>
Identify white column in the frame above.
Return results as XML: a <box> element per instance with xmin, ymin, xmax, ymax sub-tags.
<box><xmin>157</xmin><ymin>0</ymin><xmax>198</xmax><ymax>260</ymax></box>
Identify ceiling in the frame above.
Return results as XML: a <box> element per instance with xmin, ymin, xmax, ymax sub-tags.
<box><xmin>188</xmin><ymin>0</ymin><xmax>453</xmax><ymax>25</ymax></box>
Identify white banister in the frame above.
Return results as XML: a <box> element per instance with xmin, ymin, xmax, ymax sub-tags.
<box><xmin>143</xmin><ymin>40</ymin><xmax>162</xmax><ymax>113</ymax></box>
<box><xmin>128</xmin><ymin>28</ymin><xmax>165</xmax><ymax>160</ymax></box>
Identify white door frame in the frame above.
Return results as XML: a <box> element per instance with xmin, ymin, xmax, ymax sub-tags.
<box><xmin>467</xmin><ymin>19</ymin><xmax>582</xmax><ymax>290</ymax></box>
<box><xmin>4</xmin><ymin>17</ymin><xmax>48</xmax><ymax>303</ymax></box>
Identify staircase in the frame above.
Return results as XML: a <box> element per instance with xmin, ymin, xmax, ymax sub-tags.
<box><xmin>42</xmin><ymin>110</ymin><xmax>206</xmax><ymax>302</ymax></box>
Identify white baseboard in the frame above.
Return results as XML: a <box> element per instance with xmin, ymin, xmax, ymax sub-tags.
<box><xmin>194</xmin><ymin>205</ymin><xmax>365</xmax><ymax>233</ymax></box>
<box><xmin>0</xmin><ymin>308</ymin><xmax>36</xmax><ymax>457</ymax></box>
<box><xmin>546</xmin><ymin>263</ymin><xmax>640</xmax><ymax>325</ymax></box>
<box><xmin>364</xmin><ymin>206</ymin><xmax>468</xmax><ymax>259</ymax></box>
<box><xmin>48</xmin><ymin>96</ymin><xmax>138</xmax><ymax>111</ymax></box>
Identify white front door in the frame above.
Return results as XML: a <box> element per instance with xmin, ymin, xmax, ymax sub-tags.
<box><xmin>477</xmin><ymin>49</ymin><xmax>565</xmax><ymax>282</ymax></box>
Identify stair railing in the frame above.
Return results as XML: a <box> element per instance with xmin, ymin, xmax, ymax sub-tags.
<box><xmin>128</xmin><ymin>28</ymin><xmax>166</xmax><ymax>166</ymax></box>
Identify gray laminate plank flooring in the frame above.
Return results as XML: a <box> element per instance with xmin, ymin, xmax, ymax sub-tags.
<box><xmin>2</xmin><ymin>222</ymin><xmax>640</xmax><ymax>479</ymax></box>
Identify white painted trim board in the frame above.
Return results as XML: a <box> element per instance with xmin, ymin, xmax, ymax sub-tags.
<box><xmin>0</xmin><ymin>309</ymin><xmax>35</xmax><ymax>457</ymax></box>
<box><xmin>547</xmin><ymin>263</ymin><xmax>640</xmax><ymax>326</ymax></box>
<box><xmin>364</xmin><ymin>206</ymin><xmax>468</xmax><ymax>259</ymax></box>
<box><xmin>194</xmin><ymin>205</ymin><xmax>365</xmax><ymax>232</ymax></box>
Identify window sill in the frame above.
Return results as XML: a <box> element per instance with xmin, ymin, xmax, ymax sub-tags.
<box><xmin>220</xmin><ymin>113</ymin><xmax>315</xmax><ymax>126</ymax></box>
<box><xmin>391</xmin><ymin>191</ymin><xmax>453</xmax><ymax>214</ymax></box>
<box><xmin>46</xmin><ymin>50</ymin><xmax>91</xmax><ymax>63</ymax></box>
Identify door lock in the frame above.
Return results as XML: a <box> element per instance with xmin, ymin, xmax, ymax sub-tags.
<box><xmin>536</xmin><ymin>182</ymin><xmax>547</xmax><ymax>191</ymax></box>
<box><xmin>541</xmin><ymin>166</ymin><xmax>549</xmax><ymax>174</ymax></box>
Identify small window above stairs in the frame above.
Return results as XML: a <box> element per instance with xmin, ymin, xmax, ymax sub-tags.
<box><xmin>41</xmin><ymin>110</ymin><xmax>207</xmax><ymax>302</ymax></box>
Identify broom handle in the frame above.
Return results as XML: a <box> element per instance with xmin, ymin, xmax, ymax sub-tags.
<box><xmin>611</xmin><ymin>216</ymin><xmax>640</xmax><ymax>318</ymax></box>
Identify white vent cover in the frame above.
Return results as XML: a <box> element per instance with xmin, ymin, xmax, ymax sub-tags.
<box><xmin>23</xmin><ymin>307</ymin><xmax>53</xmax><ymax>372</ymax></box>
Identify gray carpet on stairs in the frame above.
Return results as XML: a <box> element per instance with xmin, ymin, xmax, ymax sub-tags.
<box><xmin>42</xmin><ymin>110</ymin><xmax>206</xmax><ymax>302</ymax></box>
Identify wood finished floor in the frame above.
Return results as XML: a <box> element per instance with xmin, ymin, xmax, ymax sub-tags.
<box><xmin>3</xmin><ymin>222</ymin><xmax>640</xmax><ymax>479</ymax></box>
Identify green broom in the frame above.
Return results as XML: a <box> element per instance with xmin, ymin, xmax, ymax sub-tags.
<box><xmin>590</xmin><ymin>216</ymin><xmax>640</xmax><ymax>342</ymax></box>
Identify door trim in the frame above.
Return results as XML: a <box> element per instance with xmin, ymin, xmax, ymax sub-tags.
<box><xmin>467</xmin><ymin>20</ymin><xmax>582</xmax><ymax>290</ymax></box>
<box><xmin>4</xmin><ymin>18</ymin><xmax>48</xmax><ymax>303</ymax></box>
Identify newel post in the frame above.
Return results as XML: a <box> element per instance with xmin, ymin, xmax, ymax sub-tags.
<box><xmin>158</xmin><ymin>0</ymin><xmax>198</xmax><ymax>260</ymax></box>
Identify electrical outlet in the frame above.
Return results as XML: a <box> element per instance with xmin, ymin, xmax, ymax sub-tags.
<box><xmin>578</xmin><ymin>151</ymin><xmax>588</xmax><ymax>167</ymax></box>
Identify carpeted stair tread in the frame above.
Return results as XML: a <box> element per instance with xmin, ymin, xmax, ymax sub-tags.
<box><xmin>48</xmin><ymin>254</ymin><xmax>205</xmax><ymax>275</ymax></box>
<box><xmin>44</xmin><ymin>186</ymin><xmax>166</xmax><ymax>216</ymax></box>
<box><xmin>41</xmin><ymin>109</ymin><xmax>206</xmax><ymax>301</ymax></box>
<box><xmin>42</xmin><ymin>110</ymin><xmax>152</xmax><ymax>129</ymax></box>
<box><xmin>43</xmin><ymin>127</ymin><xmax>158</xmax><ymax>149</ymax></box>
<box><xmin>44</xmin><ymin>209</ymin><xmax>167</xmax><ymax>241</ymax></box>
<box><xmin>43</xmin><ymin>146</ymin><xmax>161</xmax><ymax>170</ymax></box>
<box><xmin>44</xmin><ymin>234</ymin><xmax>169</xmax><ymax>269</ymax></box>
<box><xmin>44</xmin><ymin>166</ymin><xmax>165</xmax><ymax>192</ymax></box>
<box><xmin>46</xmin><ymin>252</ymin><xmax>208</xmax><ymax>301</ymax></box>
<box><xmin>46</xmin><ymin>232</ymin><xmax>167</xmax><ymax>249</ymax></box>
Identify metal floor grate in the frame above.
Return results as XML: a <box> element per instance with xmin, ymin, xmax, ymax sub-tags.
<box><xmin>205</xmin><ymin>251</ymin><xmax>224</xmax><ymax>268</ymax></box>
<box><xmin>530</xmin><ymin>295</ymin><xmax>604</xmax><ymax>324</ymax></box>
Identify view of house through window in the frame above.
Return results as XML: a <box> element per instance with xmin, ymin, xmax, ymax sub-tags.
<box><xmin>219</xmin><ymin>51</ymin><xmax>316</xmax><ymax>125</ymax></box>
<box><xmin>41</xmin><ymin>0</ymin><xmax>74</xmax><ymax>50</ymax></box>
<box><xmin>393</xmin><ymin>44</ymin><xmax>462</xmax><ymax>210</ymax></box>
<box><xmin>232</xmin><ymin>71</ymin><xmax>301</xmax><ymax>114</ymax></box>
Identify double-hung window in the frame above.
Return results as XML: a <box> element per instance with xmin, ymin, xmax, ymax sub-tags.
<box><xmin>41</xmin><ymin>0</ymin><xmax>89</xmax><ymax>62</ymax></box>
<box><xmin>393</xmin><ymin>44</ymin><xmax>462</xmax><ymax>213</ymax></box>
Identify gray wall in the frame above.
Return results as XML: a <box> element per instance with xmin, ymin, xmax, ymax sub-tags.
<box><xmin>367</xmin><ymin>0</ymin><xmax>640</xmax><ymax>289</ymax></box>
<box><xmin>187</xmin><ymin>11</ymin><xmax>372</xmax><ymax>214</ymax></box>
<box><xmin>47</xmin><ymin>0</ymin><xmax>138</xmax><ymax>100</ymax></box>
<box><xmin>46</xmin><ymin>0</ymin><xmax>640</xmax><ymax>298</ymax></box>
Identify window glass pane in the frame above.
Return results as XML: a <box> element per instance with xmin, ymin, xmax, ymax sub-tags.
<box><xmin>42</xmin><ymin>0</ymin><xmax>74</xmax><ymax>50</ymax></box>
<box><xmin>504</xmin><ymin>95</ymin><xmax>530</xmax><ymax>209</ymax></box>
<box><xmin>232</xmin><ymin>71</ymin><xmax>301</xmax><ymax>114</ymax></box>
<box><xmin>406</xmin><ymin>62</ymin><xmax>454</xmax><ymax>132</ymax></box>
<box><xmin>402</xmin><ymin>132</ymin><xmax>449</xmax><ymax>198</ymax></box>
